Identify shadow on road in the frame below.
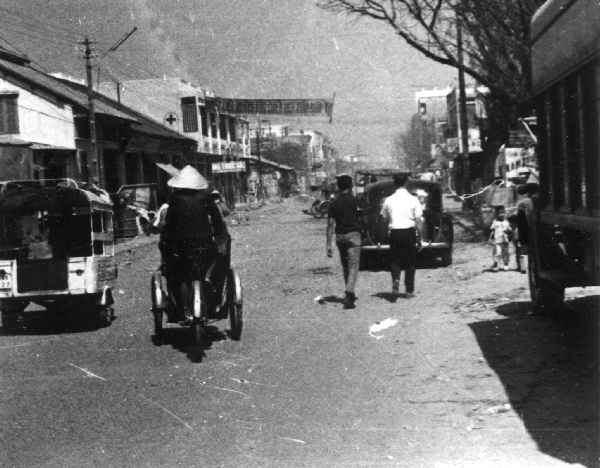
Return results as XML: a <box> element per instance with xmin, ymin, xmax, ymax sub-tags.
<box><xmin>0</xmin><ymin>309</ymin><xmax>110</xmax><ymax>336</ymax></box>
<box><xmin>153</xmin><ymin>325</ymin><xmax>227</xmax><ymax>363</ymax></box>
<box><xmin>315</xmin><ymin>295</ymin><xmax>345</xmax><ymax>305</ymax></box>
<box><xmin>469</xmin><ymin>295</ymin><xmax>599</xmax><ymax>467</ymax></box>
<box><xmin>372</xmin><ymin>292</ymin><xmax>398</xmax><ymax>303</ymax></box>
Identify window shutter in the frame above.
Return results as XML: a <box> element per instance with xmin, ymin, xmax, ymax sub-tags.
<box><xmin>0</xmin><ymin>95</ymin><xmax>19</xmax><ymax>134</ymax></box>
<box><xmin>6</xmin><ymin>96</ymin><xmax>18</xmax><ymax>133</ymax></box>
<box><xmin>181</xmin><ymin>97</ymin><xmax>198</xmax><ymax>133</ymax></box>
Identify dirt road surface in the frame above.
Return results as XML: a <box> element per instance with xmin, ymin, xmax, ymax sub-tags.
<box><xmin>1</xmin><ymin>199</ymin><xmax>598</xmax><ymax>467</ymax></box>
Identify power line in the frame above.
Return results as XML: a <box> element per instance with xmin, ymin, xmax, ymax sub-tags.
<box><xmin>17</xmin><ymin>103</ymin><xmax>74</xmax><ymax>125</ymax></box>
<box><xmin>0</xmin><ymin>33</ymin><xmax>52</xmax><ymax>73</ymax></box>
<box><xmin>101</xmin><ymin>53</ymin><xmax>158</xmax><ymax>79</ymax></box>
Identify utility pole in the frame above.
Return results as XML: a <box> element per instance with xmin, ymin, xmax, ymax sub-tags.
<box><xmin>457</xmin><ymin>18</ymin><xmax>470</xmax><ymax>194</ymax></box>
<box><xmin>81</xmin><ymin>36</ymin><xmax>99</xmax><ymax>185</ymax></box>
<box><xmin>256</xmin><ymin>118</ymin><xmax>263</xmax><ymax>200</ymax></box>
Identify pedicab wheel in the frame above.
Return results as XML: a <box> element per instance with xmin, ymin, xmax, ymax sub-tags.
<box><xmin>153</xmin><ymin>310</ymin><xmax>163</xmax><ymax>343</ymax></box>
<box><xmin>192</xmin><ymin>280</ymin><xmax>205</xmax><ymax>345</ymax></box>
<box><xmin>150</xmin><ymin>272</ymin><xmax>164</xmax><ymax>342</ymax></box>
<box><xmin>228</xmin><ymin>270</ymin><xmax>243</xmax><ymax>341</ymax></box>
<box><xmin>192</xmin><ymin>319</ymin><xmax>205</xmax><ymax>345</ymax></box>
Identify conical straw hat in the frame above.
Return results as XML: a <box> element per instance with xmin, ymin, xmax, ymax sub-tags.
<box><xmin>156</xmin><ymin>162</ymin><xmax>180</xmax><ymax>177</ymax></box>
<box><xmin>167</xmin><ymin>165</ymin><xmax>208</xmax><ymax>190</ymax></box>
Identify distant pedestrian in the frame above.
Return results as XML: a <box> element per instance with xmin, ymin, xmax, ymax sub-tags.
<box><xmin>381</xmin><ymin>173</ymin><xmax>423</xmax><ymax>298</ymax></box>
<box><xmin>489</xmin><ymin>207</ymin><xmax>512</xmax><ymax>271</ymax></box>
<box><xmin>326</xmin><ymin>174</ymin><xmax>361</xmax><ymax>309</ymax></box>
<box><xmin>513</xmin><ymin>181</ymin><xmax>539</xmax><ymax>273</ymax></box>
<box><xmin>211</xmin><ymin>189</ymin><xmax>231</xmax><ymax>218</ymax></box>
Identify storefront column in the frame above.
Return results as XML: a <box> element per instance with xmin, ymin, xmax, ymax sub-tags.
<box><xmin>206</xmin><ymin>111</ymin><xmax>213</xmax><ymax>154</ymax></box>
<box><xmin>215</xmin><ymin>111</ymin><xmax>222</xmax><ymax>156</ymax></box>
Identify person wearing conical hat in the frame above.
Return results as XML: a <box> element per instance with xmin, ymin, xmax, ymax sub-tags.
<box><xmin>163</xmin><ymin>165</ymin><xmax>228</xmax><ymax>321</ymax></box>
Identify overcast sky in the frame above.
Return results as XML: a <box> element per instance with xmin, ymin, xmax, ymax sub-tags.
<box><xmin>1</xmin><ymin>0</ymin><xmax>455</xmax><ymax>164</ymax></box>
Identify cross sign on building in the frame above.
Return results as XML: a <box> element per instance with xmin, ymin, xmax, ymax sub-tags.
<box><xmin>164</xmin><ymin>112</ymin><xmax>177</xmax><ymax>126</ymax></box>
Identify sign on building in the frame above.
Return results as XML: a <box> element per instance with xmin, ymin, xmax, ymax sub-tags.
<box><xmin>211</xmin><ymin>161</ymin><xmax>246</xmax><ymax>173</ymax></box>
<box><xmin>208</xmin><ymin>98</ymin><xmax>335</xmax><ymax>121</ymax></box>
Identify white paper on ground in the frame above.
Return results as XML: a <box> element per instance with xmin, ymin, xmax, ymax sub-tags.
<box><xmin>369</xmin><ymin>318</ymin><xmax>399</xmax><ymax>339</ymax></box>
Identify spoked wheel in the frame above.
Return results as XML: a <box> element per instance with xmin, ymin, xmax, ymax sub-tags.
<box><xmin>151</xmin><ymin>271</ymin><xmax>166</xmax><ymax>342</ymax></box>
<box><xmin>191</xmin><ymin>280</ymin><xmax>205</xmax><ymax>345</ymax></box>
<box><xmin>192</xmin><ymin>319</ymin><xmax>205</xmax><ymax>345</ymax></box>
<box><xmin>96</xmin><ymin>305</ymin><xmax>114</xmax><ymax>327</ymax></box>
<box><xmin>227</xmin><ymin>270</ymin><xmax>243</xmax><ymax>341</ymax></box>
<box><xmin>153</xmin><ymin>310</ymin><xmax>163</xmax><ymax>343</ymax></box>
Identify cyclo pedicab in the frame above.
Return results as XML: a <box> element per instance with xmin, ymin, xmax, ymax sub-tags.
<box><xmin>150</xmin><ymin>166</ymin><xmax>243</xmax><ymax>345</ymax></box>
<box><xmin>0</xmin><ymin>179</ymin><xmax>117</xmax><ymax>330</ymax></box>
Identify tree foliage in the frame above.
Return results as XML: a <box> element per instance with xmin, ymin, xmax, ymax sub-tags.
<box><xmin>319</xmin><ymin>0</ymin><xmax>546</xmax><ymax>182</ymax></box>
<box><xmin>396</xmin><ymin>113</ymin><xmax>436</xmax><ymax>171</ymax></box>
<box><xmin>319</xmin><ymin>0</ymin><xmax>544</xmax><ymax>105</ymax></box>
<box><xmin>260</xmin><ymin>140</ymin><xmax>309</xmax><ymax>171</ymax></box>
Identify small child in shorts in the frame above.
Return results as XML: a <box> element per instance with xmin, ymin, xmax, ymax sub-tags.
<box><xmin>489</xmin><ymin>207</ymin><xmax>512</xmax><ymax>271</ymax></box>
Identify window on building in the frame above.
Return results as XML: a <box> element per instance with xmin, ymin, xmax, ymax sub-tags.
<box><xmin>199</xmin><ymin>106</ymin><xmax>208</xmax><ymax>136</ymax></box>
<box><xmin>550</xmin><ymin>84</ymin><xmax>565</xmax><ymax>209</ymax></box>
<box><xmin>229</xmin><ymin>117</ymin><xmax>236</xmax><ymax>141</ymax></box>
<box><xmin>181</xmin><ymin>97</ymin><xmax>198</xmax><ymax>133</ymax></box>
<box><xmin>565</xmin><ymin>74</ymin><xmax>583</xmax><ymax>211</ymax></box>
<box><xmin>582</xmin><ymin>62</ymin><xmax>599</xmax><ymax>211</ymax></box>
<box><xmin>0</xmin><ymin>93</ymin><xmax>19</xmax><ymax>134</ymax></box>
<box><xmin>219</xmin><ymin>115</ymin><xmax>227</xmax><ymax>140</ymax></box>
<box><xmin>210</xmin><ymin>113</ymin><xmax>217</xmax><ymax>138</ymax></box>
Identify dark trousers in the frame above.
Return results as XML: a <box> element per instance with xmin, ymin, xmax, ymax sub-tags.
<box><xmin>389</xmin><ymin>228</ymin><xmax>416</xmax><ymax>293</ymax></box>
<box><xmin>336</xmin><ymin>231</ymin><xmax>361</xmax><ymax>294</ymax></box>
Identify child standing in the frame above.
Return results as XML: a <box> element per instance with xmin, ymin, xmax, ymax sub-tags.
<box><xmin>489</xmin><ymin>207</ymin><xmax>512</xmax><ymax>271</ymax></box>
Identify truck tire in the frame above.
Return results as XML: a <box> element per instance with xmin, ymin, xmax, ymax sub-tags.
<box><xmin>441</xmin><ymin>249</ymin><xmax>452</xmax><ymax>266</ymax></box>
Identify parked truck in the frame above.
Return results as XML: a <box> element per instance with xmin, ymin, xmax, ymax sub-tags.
<box><xmin>526</xmin><ymin>0</ymin><xmax>600</xmax><ymax>314</ymax></box>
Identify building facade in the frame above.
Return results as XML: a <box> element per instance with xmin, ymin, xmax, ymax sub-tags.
<box><xmin>0</xmin><ymin>49</ymin><xmax>196</xmax><ymax>198</ymax></box>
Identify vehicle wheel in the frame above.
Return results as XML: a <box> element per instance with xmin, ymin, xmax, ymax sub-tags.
<box><xmin>150</xmin><ymin>272</ymin><xmax>164</xmax><ymax>310</ymax></box>
<box><xmin>192</xmin><ymin>280</ymin><xmax>202</xmax><ymax>320</ymax></box>
<box><xmin>1</xmin><ymin>309</ymin><xmax>20</xmax><ymax>332</ymax></box>
<box><xmin>192</xmin><ymin>319</ymin><xmax>205</xmax><ymax>345</ymax></box>
<box><xmin>310</xmin><ymin>200</ymin><xmax>320</xmax><ymax>216</ymax></box>
<box><xmin>153</xmin><ymin>309</ymin><xmax>163</xmax><ymax>344</ymax></box>
<box><xmin>317</xmin><ymin>201</ymin><xmax>330</xmax><ymax>218</ymax></box>
<box><xmin>96</xmin><ymin>305</ymin><xmax>113</xmax><ymax>327</ymax></box>
<box><xmin>441</xmin><ymin>249</ymin><xmax>452</xmax><ymax>266</ymax></box>
<box><xmin>528</xmin><ymin>251</ymin><xmax>564</xmax><ymax>316</ymax></box>
<box><xmin>229</xmin><ymin>271</ymin><xmax>243</xmax><ymax>341</ymax></box>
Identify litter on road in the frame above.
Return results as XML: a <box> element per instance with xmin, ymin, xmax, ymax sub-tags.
<box><xmin>369</xmin><ymin>318</ymin><xmax>399</xmax><ymax>339</ymax></box>
<box><xmin>68</xmin><ymin>363</ymin><xmax>107</xmax><ymax>381</ymax></box>
<box><xmin>279</xmin><ymin>436</ymin><xmax>307</xmax><ymax>445</ymax></box>
<box><xmin>486</xmin><ymin>403</ymin><xmax>512</xmax><ymax>414</ymax></box>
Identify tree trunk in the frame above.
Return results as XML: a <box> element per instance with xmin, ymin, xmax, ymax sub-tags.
<box><xmin>480</xmin><ymin>94</ymin><xmax>516</xmax><ymax>183</ymax></box>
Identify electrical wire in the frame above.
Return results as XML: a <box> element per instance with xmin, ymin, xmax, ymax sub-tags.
<box><xmin>0</xmin><ymin>33</ymin><xmax>53</xmax><ymax>74</ymax></box>
<box><xmin>17</xmin><ymin>103</ymin><xmax>75</xmax><ymax>125</ymax></box>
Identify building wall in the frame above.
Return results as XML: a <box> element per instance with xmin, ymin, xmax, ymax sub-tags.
<box><xmin>98</xmin><ymin>78</ymin><xmax>249</xmax><ymax>158</ymax></box>
<box><xmin>0</xmin><ymin>76</ymin><xmax>75</xmax><ymax>149</ymax></box>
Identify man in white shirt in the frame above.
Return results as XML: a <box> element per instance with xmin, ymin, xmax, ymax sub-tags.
<box><xmin>380</xmin><ymin>173</ymin><xmax>423</xmax><ymax>298</ymax></box>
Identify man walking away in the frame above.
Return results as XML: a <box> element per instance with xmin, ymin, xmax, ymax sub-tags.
<box><xmin>381</xmin><ymin>173</ymin><xmax>423</xmax><ymax>298</ymax></box>
<box><xmin>326</xmin><ymin>174</ymin><xmax>361</xmax><ymax>309</ymax></box>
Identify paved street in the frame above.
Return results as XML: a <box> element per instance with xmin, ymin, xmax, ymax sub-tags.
<box><xmin>1</xmin><ymin>199</ymin><xmax>598</xmax><ymax>468</ymax></box>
